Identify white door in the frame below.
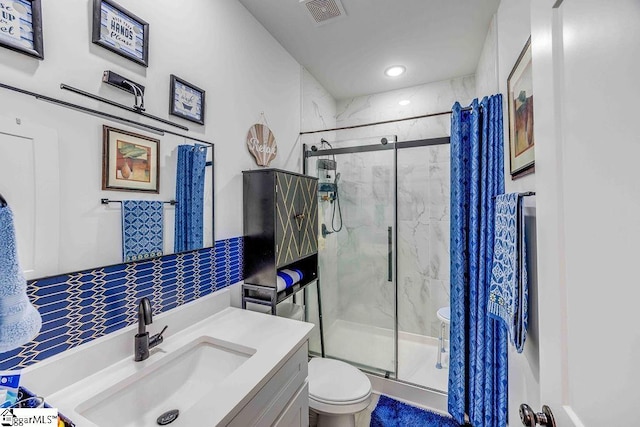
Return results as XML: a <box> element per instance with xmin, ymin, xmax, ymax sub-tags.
<box><xmin>529</xmin><ymin>0</ymin><xmax>640</xmax><ymax>425</ymax></box>
<box><xmin>0</xmin><ymin>116</ymin><xmax>60</xmax><ymax>279</ymax></box>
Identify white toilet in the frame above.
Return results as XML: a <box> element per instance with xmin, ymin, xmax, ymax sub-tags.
<box><xmin>308</xmin><ymin>357</ymin><xmax>372</xmax><ymax>427</ymax></box>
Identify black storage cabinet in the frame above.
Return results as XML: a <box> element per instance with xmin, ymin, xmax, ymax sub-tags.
<box><xmin>242</xmin><ymin>169</ymin><xmax>318</xmax><ymax>314</ymax></box>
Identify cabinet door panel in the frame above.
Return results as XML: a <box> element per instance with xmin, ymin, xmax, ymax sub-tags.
<box><xmin>298</xmin><ymin>177</ymin><xmax>318</xmax><ymax>260</ymax></box>
<box><xmin>276</xmin><ymin>172</ymin><xmax>300</xmax><ymax>267</ymax></box>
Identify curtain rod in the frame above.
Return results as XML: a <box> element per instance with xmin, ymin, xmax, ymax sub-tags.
<box><xmin>0</xmin><ymin>82</ymin><xmax>214</xmax><ymax>147</ymax></box>
<box><xmin>299</xmin><ymin>106</ymin><xmax>473</xmax><ymax>135</ymax></box>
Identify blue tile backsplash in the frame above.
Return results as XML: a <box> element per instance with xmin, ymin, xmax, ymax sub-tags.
<box><xmin>0</xmin><ymin>237</ymin><xmax>243</xmax><ymax>370</ymax></box>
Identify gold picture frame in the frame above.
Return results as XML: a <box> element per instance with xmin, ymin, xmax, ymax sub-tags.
<box><xmin>102</xmin><ymin>126</ymin><xmax>159</xmax><ymax>193</ymax></box>
<box><xmin>507</xmin><ymin>37</ymin><xmax>535</xmax><ymax>179</ymax></box>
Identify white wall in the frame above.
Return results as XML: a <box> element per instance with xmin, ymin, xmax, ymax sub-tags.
<box><xmin>475</xmin><ymin>1</ymin><xmax>539</xmax><ymax>424</ymax></box>
<box><xmin>0</xmin><ymin>0</ymin><xmax>302</xmax><ymax>275</ymax></box>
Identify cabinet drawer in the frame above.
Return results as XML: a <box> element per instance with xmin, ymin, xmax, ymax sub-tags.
<box><xmin>227</xmin><ymin>342</ymin><xmax>308</xmax><ymax>427</ymax></box>
<box><xmin>274</xmin><ymin>382</ymin><xmax>309</xmax><ymax>427</ymax></box>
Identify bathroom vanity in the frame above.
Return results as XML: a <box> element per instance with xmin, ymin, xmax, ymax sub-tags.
<box><xmin>20</xmin><ymin>289</ymin><xmax>313</xmax><ymax>426</ymax></box>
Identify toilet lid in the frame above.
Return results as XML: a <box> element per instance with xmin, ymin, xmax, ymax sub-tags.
<box><xmin>308</xmin><ymin>358</ymin><xmax>371</xmax><ymax>404</ymax></box>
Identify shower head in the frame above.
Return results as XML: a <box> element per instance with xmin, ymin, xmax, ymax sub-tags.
<box><xmin>335</xmin><ymin>172</ymin><xmax>341</xmax><ymax>183</ymax></box>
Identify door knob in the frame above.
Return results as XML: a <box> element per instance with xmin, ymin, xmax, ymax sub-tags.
<box><xmin>519</xmin><ymin>404</ymin><xmax>556</xmax><ymax>427</ymax></box>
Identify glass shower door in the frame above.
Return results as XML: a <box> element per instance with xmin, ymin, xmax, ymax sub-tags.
<box><xmin>312</xmin><ymin>143</ymin><xmax>397</xmax><ymax>376</ymax></box>
<box><xmin>396</xmin><ymin>143</ymin><xmax>450</xmax><ymax>392</ymax></box>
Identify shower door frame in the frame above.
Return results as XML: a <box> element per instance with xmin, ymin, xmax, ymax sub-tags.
<box><xmin>304</xmin><ymin>135</ymin><xmax>450</xmax><ymax>387</ymax></box>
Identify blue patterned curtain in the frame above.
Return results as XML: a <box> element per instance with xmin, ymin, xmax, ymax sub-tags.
<box><xmin>448</xmin><ymin>95</ymin><xmax>508</xmax><ymax>427</ymax></box>
<box><xmin>174</xmin><ymin>144</ymin><xmax>207</xmax><ymax>253</ymax></box>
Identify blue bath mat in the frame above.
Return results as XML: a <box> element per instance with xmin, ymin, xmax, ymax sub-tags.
<box><xmin>370</xmin><ymin>395</ymin><xmax>460</xmax><ymax>427</ymax></box>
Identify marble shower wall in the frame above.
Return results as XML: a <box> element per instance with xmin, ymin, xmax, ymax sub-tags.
<box><xmin>302</xmin><ymin>68</ymin><xmax>337</xmax><ymax>133</ymax></box>
<box><xmin>334</xmin><ymin>76</ymin><xmax>475</xmax><ymax>142</ymax></box>
<box><xmin>396</xmin><ymin>145</ymin><xmax>451</xmax><ymax>337</ymax></box>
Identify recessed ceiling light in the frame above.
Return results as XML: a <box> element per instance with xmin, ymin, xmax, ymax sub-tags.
<box><xmin>399</xmin><ymin>100</ymin><xmax>411</xmax><ymax>106</ymax></box>
<box><xmin>385</xmin><ymin>65</ymin><xmax>406</xmax><ymax>77</ymax></box>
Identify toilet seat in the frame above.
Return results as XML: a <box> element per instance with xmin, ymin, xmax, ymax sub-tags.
<box><xmin>308</xmin><ymin>358</ymin><xmax>372</xmax><ymax>407</ymax></box>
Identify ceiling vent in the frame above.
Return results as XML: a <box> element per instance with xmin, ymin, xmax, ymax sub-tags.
<box><xmin>299</xmin><ymin>0</ymin><xmax>347</xmax><ymax>26</ymax></box>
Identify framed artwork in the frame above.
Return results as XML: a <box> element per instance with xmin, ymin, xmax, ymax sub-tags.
<box><xmin>507</xmin><ymin>37</ymin><xmax>535</xmax><ymax>178</ymax></box>
<box><xmin>102</xmin><ymin>126</ymin><xmax>159</xmax><ymax>193</ymax></box>
<box><xmin>169</xmin><ymin>75</ymin><xmax>205</xmax><ymax>125</ymax></box>
<box><xmin>92</xmin><ymin>0</ymin><xmax>149</xmax><ymax>67</ymax></box>
<box><xmin>0</xmin><ymin>0</ymin><xmax>44</xmax><ymax>59</ymax></box>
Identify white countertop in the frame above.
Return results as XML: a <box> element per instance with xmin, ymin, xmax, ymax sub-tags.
<box><xmin>21</xmin><ymin>290</ymin><xmax>314</xmax><ymax>426</ymax></box>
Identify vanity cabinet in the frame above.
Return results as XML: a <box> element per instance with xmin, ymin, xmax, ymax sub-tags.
<box><xmin>227</xmin><ymin>342</ymin><xmax>309</xmax><ymax>427</ymax></box>
<box><xmin>242</xmin><ymin>169</ymin><xmax>318</xmax><ymax>314</ymax></box>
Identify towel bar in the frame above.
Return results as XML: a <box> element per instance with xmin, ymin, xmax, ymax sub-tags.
<box><xmin>101</xmin><ymin>198</ymin><xmax>177</xmax><ymax>206</ymax></box>
<box><xmin>492</xmin><ymin>191</ymin><xmax>536</xmax><ymax>199</ymax></box>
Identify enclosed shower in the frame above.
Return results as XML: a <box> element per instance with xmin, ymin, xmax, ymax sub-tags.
<box><xmin>304</xmin><ymin>135</ymin><xmax>451</xmax><ymax>392</ymax></box>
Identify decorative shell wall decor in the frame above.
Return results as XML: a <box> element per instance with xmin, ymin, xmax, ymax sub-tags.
<box><xmin>246</xmin><ymin>123</ymin><xmax>277</xmax><ymax>167</ymax></box>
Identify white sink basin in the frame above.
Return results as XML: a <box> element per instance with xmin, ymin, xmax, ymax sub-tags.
<box><xmin>76</xmin><ymin>336</ymin><xmax>256</xmax><ymax>427</ymax></box>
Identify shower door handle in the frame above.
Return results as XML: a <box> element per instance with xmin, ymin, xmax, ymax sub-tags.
<box><xmin>387</xmin><ymin>226</ymin><xmax>393</xmax><ymax>282</ymax></box>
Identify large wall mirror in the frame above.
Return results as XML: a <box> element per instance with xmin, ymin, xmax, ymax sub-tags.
<box><xmin>0</xmin><ymin>91</ymin><xmax>214</xmax><ymax>280</ymax></box>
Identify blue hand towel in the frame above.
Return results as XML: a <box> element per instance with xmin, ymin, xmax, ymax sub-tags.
<box><xmin>488</xmin><ymin>193</ymin><xmax>528</xmax><ymax>353</ymax></box>
<box><xmin>276</xmin><ymin>269</ymin><xmax>303</xmax><ymax>292</ymax></box>
<box><xmin>0</xmin><ymin>206</ymin><xmax>42</xmax><ymax>352</ymax></box>
<box><xmin>122</xmin><ymin>200</ymin><xmax>164</xmax><ymax>262</ymax></box>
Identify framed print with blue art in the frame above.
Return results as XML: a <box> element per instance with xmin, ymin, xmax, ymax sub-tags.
<box><xmin>169</xmin><ymin>75</ymin><xmax>205</xmax><ymax>125</ymax></box>
<box><xmin>92</xmin><ymin>0</ymin><xmax>149</xmax><ymax>67</ymax></box>
<box><xmin>0</xmin><ymin>0</ymin><xmax>44</xmax><ymax>59</ymax></box>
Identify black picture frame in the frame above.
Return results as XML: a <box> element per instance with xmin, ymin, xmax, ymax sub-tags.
<box><xmin>102</xmin><ymin>125</ymin><xmax>160</xmax><ymax>194</ymax></box>
<box><xmin>169</xmin><ymin>75</ymin><xmax>206</xmax><ymax>125</ymax></box>
<box><xmin>507</xmin><ymin>37</ymin><xmax>535</xmax><ymax>179</ymax></box>
<box><xmin>0</xmin><ymin>0</ymin><xmax>44</xmax><ymax>59</ymax></box>
<box><xmin>92</xmin><ymin>0</ymin><xmax>149</xmax><ymax>67</ymax></box>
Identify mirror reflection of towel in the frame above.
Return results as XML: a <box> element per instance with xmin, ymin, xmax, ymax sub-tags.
<box><xmin>122</xmin><ymin>201</ymin><xmax>164</xmax><ymax>262</ymax></box>
<box><xmin>0</xmin><ymin>205</ymin><xmax>42</xmax><ymax>352</ymax></box>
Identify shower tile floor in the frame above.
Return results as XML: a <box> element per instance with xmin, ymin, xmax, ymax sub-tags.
<box><xmin>323</xmin><ymin>319</ymin><xmax>449</xmax><ymax>392</ymax></box>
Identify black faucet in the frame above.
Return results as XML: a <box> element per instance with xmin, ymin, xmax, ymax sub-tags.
<box><xmin>134</xmin><ymin>297</ymin><xmax>167</xmax><ymax>362</ymax></box>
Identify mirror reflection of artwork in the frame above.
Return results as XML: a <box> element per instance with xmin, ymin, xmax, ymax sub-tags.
<box><xmin>508</xmin><ymin>37</ymin><xmax>535</xmax><ymax>178</ymax></box>
<box><xmin>116</xmin><ymin>140</ymin><xmax>151</xmax><ymax>183</ymax></box>
<box><xmin>102</xmin><ymin>126</ymin><xmax>159</xmax><ymax>193</ymax></box>
<box><xmin>169</xmin><ymin>75</ymin><xmax>205</xmax><ymax>125</ymax></box>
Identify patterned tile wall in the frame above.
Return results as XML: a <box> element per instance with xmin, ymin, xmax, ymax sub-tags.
<box><xmin>0</xmin><ymin>237</ymin><xmax>243</xmax><ymax>371</ymax></box>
